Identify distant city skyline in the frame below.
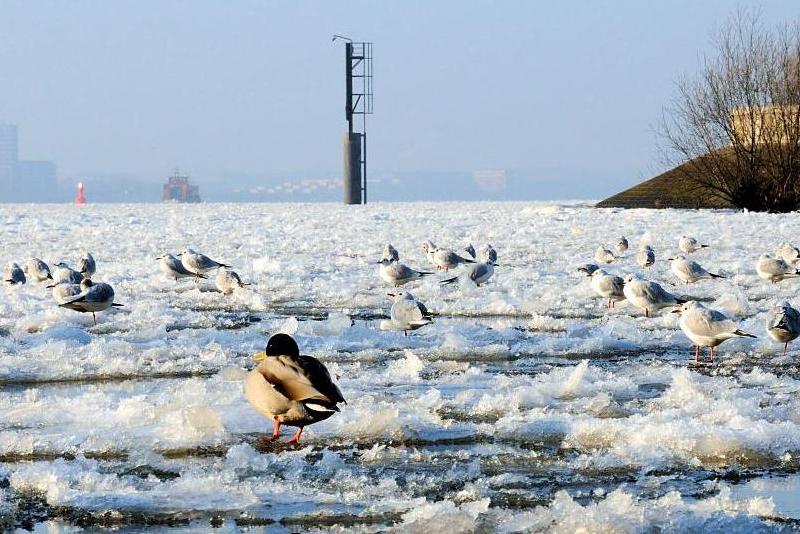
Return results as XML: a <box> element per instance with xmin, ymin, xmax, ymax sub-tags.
<box><xmin>0</xmin><ymin>1</ymin><xmax>797</xmax><ymax>202</ymax></box>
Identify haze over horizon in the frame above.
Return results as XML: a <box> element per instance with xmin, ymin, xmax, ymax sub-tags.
<box><xmin>0</xmin><ymin>1</ymin><xmax>797</xmax><ymax>202</ymax></box>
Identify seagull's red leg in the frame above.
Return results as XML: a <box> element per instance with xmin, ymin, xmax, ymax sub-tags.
<box><xmin>286</xmin><ymin>427</ymin><xmax>304</xmax><ymax>445</ymax></box>
<box><xmin>695</xmin><ymin>345</ymin><xmax>699</xmax><ymax>365</ymax></box>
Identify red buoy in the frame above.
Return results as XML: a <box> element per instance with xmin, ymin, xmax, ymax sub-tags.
<box><xmin>75</xmin><ymin>182</ymin><xmax>86</xmax><ymax>204</ymax></box>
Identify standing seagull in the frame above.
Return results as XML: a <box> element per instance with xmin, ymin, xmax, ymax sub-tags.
<box><xmin>157</xmin><ymin>253</ymin><xmax>206</xmax><ymax>281</ymax></box>
<box><xmin>622</xmin><ymin>274</ymin><xmax>685</xmax><ymax>317</ymax></box>
<box><xmin>24</xmin><ymin>258</ymin><xmax>52</xmax><ymax>283</ymax></box>
<box><xmin>766</xmin><ymin>301</ymin><xmax>800</xmax><ymax>357</ymax></box>
<box><xmin>382</xmin><ymin>243</ymin><xmax>400</xmax><ymax>262</ymax></box>
<box><xmin>636</xmin><ymin>245</ymin><xmax>656</xmax><ymax>269</ymax></box>
<box><xmin>215</xmin><ymin>268</ymin><xmax>250</xmax><ymax>295</ymax></box>
<box><xmin>479</xmin><ymin>244</ymin><xmax>498</xmax><ymax>265</ymax></box>
<box><xmin>388</xmin><ymin>291</ymin><xmax>434</xmax><ymax>334</ymax></box>
<box><xmin>589</xmin><ymin>269</ymin><xmax>625</xmax><ymax>309</ymax></box>
<box><xmin>378</xmin><ymin>258</ymin><xmax>432</xmax><ymax>287</ymax></box>
<box><xmin>614</xmin><ymin>236</ymin><xmax>629</xmax><ymax>255</ymax></box>
<box><xmin>673</xmin><ymin>301</ymin><xmax>756</xmax><ymax>364</ymax></box>
<box><xmin>679</xmin><ymin>236</ymin><xmax>708</xmax><ymax>254</ymax></box>
<box><xmin>245</xmin><ymin>333</ymin><xmax>345</xmax><ymax>445</ymax></box>
<box><xmin>178</xmin><ymin>248</ymin><xmax>230</xmax><ymax>277</ymax></box>
<box><xmin>594</xmin><ymin>246</ymin><xmax>615</xmax><ymax>264</ymax></box>
<box><xmin>4</xmin><ymin>263</ymin><xmax>25</xmax><ymax>285</ymax></box>
<box><xmin>441</xmin><ymin>262</ymin><xmax>494</xmax><ymax>287</ymax></box>
<box><xmin>756</xmin><ymin>253</ymin><xmax>800</xmax><ymax>283</ymax></box>
<box><xmin>59</xmin><ymin>278</ymin><xmax>123</xmax><ymax>325</ymax></box>
<box><xmin>77</xmin><ymin>252</ymin><xmax>96</xmax><ymax>278</ymax></box>
<box><xmin>669</xmin><ymin>256</ymin><xmax>724</xmax><ymax>284</ymax></box>
<box><xmin>425</xmin><ymin>244</ymin><xmax>475</xmax><ymax>271</ymax></box>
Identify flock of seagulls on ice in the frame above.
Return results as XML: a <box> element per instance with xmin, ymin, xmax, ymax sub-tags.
<box><xmin>4</xmin><ymin>233</ymin><xmax>800</xmax><ymax>443</ymax></box>
<box><xmin>581</xmin><ymin>235</ymin><xmax>800</xmax><ymax>364</ymax></box>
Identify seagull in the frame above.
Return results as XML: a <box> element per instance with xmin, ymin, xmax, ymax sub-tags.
<box><xmin>77</xmin><ymin>252</ymin><xmax>96</xmax><ymax>278</ymax></box>
<box><xmin>622</xmin><ymin>274</ymin><xmax>685</xmax><ymax>317</ymax></box>
<box><xmin>589</xmin><ymin>269</ymin><xmax>625</xmax><ymax>309</ymax></box>
<box><xmin>378</xmin><ymin>258</ymin><xmax>432</xmax><ymax>287</ymax></box>
<box><xmin>636</xmin><ymin>245</ymin><xmax>655</xmax><ymax>269</ymax></box>
<box><xmin>766</xmin><ymin>301</ymin><xmax>800</xmax><ymax>356</ymax></box>
<box><xmin>615</xmin><ymin>236</ymin><xmax>629</xmax><ymax>255</ymax></box>
<box><xmin>594</xmin><ymin>246</ymin><xmax>615</xmax><ymax>264</ymax></box>
<box><xmin>756</xmin><ymin>253</ymin><xmax>800</xmax><ymax>283</ymax></box>
<box><xmin>673</xmin><ymin>301</ymin><xmax>756</xmax><ymax>364</ymax></box>
<box><xmin>49</xmin><ymin>281</ymin><xmax>82</xmax><ymax>304</ymax></box>
<box><xmin>421</xmin><ymin>240</ymin><xmax>438</xmax><ymax>266</ymax></box>
<box><xmin>52</xmin><ymin>262</ymin><xmax>84</xmax><ymax>284</ymax></box>
<box><xmin>4</xmin><ymin>262</ymin><xmax>25</xmax><ymax>285</ymax></box>
<box><xmin>479</xmin><ymin>244</ymin><xmax>498</xmax><ymax>265</ymax></box>
<box><xmin>215</xmin><ymin>268</ymin><xmax>250</xmax><ymax>295</ymax></box>
<box><xmin>776</xmin><ymin>242</ymin><xmax>800</xmax><ymax>264</ymax></box>
<box><xmin>464</xmin><ymin>244</ymin><xmax>476</xmax><ymax>260</ymax></box>
<box><xmin>422</xmin><ymin>242</ymin><xmax>475</xmax><ymax>271</ymax></box>
<box><xmin>24</xmin><ymin>258</ymin><xmax>52</xmax><ymax>283</ymax></box>
<box><xmin>59</xmin><ymin>278</ymin><xmax>123</xmax><ymax>325</ymax></box>
<box><xmin>577</xmin><ymin>263</ymin><xmax>599</xmax><ymax>276</ymax></box>
<box><xmin>244</xmin><ymin>333</ymin><xmax>345</xmax><ymax>445</ymax></box>
<box><xmin>178</xmin><ymin>248</ymin><xmax>230</xmax><ymax>277</ymax></box>
<box><xmin>388</xmin><ymin>291</ymin><xmax>434</xmax><ymax>334</ymax></box>
<box><xmin>382</xmin><ymin>243</ymin><xmax>399</xmax><ymax>262</ymax></box>
<box><xmin>157</xmin><ymin>253</ymin><xmax>206</xmax><ymax>281</ymax></box>
<box><xmin>668</xmin><ymin>255</ymin><xmax>724</xmax><ymax>284</ymax></box>
<box><xmin>679</xmin><ymin>235</ymin><xmax>708</xmax><ymax>254</ymax></box>
<box><xmin>441</xmin><ymin>262</ymin><xmax>494</xmax><ymax>287</ymax></box>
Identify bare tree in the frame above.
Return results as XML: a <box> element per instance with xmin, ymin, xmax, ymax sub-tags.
<box><xmin>661</xmin><ymin>10</ymin><xmax>800</xmax><ymax>212</ymax></box>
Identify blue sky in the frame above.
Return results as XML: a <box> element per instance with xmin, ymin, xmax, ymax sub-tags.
<box><xmin>0</xmin><ymin>1</ymin><xmax>797</xmax><ymax>200</ymax></box>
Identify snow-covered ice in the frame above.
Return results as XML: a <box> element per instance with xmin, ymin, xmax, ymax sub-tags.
<box><xmin>1</xmin><ymin>201</ymin><xmax>800</xmax><ymax>531</ymax></box>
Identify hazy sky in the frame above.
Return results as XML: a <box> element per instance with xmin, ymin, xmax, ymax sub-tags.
<box><xmin>0</xmin><ymin>1</ymin><xmax>797</xmax><ymax>199</ymax></box>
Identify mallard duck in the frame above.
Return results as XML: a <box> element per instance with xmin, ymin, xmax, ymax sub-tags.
<box><xmin>245</xmin><ymin>334</ymin><xmax>345</xmax><ymax>444</ymax></box>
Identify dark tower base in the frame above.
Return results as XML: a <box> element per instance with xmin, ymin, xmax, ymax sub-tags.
<box><xmin>343</xmin><ymin>132</ymin><xmax>363</xmax><ymax>204</ymax></box>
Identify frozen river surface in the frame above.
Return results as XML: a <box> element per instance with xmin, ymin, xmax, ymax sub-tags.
<box><xmin>1</xmin><ymin>202</ymin><xmax>800</xmax><ymax>532</ymax></box>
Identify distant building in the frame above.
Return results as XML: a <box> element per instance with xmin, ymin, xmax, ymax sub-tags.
<box><xmin>162</xmin><ymin>170</ymin><xmax>201</xmax><ymax>203</ymax></box>
<box><xmin>0</xmin><ymin>122</ymin><xmax>58</xmax><ymax>202</ymax></box>
<box><xmin>15</xmin><ymin>160</ymin><xmax>57</xmax><ymax>201</ymax></box>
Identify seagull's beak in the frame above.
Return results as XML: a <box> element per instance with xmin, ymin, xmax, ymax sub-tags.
<box><xmin>387</xmin><ymin>292</ymin><xmax>397</xmax><ymax>298</ymax></box>
<box><xmin>671</xmin><ymin>308</ymin><xmax>682</xmax><ymax>315</ymax></box>
<box><xmin>252</xmin><ymin>351</ymin><xmax>267</xmax><ymax>362</ymax></box>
